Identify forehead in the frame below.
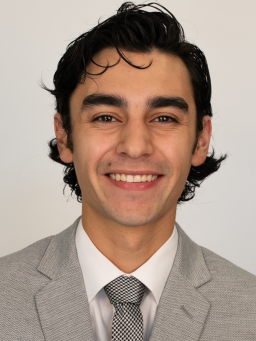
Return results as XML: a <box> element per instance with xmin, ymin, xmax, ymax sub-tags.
<box><xmin>71</xmin><ymin>48</ymin><xmax>195</xmax><ymax>110</ymax></box>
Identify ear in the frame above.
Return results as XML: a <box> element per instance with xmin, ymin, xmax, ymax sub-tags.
<box><xmin>54</xmin><ymin>113</ymin><xmax>73</xmax><ymax>163</ymax></box>
<box><xmin>191</xmin><ymin>115</ymin><xmax>212</xmax><ymax>167</ymax></box>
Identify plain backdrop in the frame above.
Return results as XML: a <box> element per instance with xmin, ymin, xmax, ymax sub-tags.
<box><xmin>0</xmin><ymin>0</ymin><xmax>255</xmax><ymax>275</ymax></box>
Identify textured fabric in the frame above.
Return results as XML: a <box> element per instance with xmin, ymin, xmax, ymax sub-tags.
<box><xmin>104</xmin><ymin>276</ymin><xmax>145</xmax><ymax>341</ymax></box>
<box><xmin>0</xmin><ymin>216</ymin><xmax>256</xmax><ymax>341</ymax></box>
<box><xmin>75</xmin><ymin>218</ymin><xmax>178</xmax><ymax>341</ymax></box>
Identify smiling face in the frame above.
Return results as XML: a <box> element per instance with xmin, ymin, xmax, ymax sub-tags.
<box><xmin>55</xmin><ymin>48</ymin><xmax>211</xmax><ymax>228</ymax></box>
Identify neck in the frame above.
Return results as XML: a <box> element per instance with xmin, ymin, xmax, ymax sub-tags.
<box><xmin>81</xmin><ymin>204</ymin><xmax>176</xmax><ymax>273</ymax></box>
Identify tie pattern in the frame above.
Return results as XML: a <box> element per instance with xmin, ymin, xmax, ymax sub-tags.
<box><xmin>104</xmin><ymin>275</ymin><xmax>146</xmax><ymax>341</ymax></box>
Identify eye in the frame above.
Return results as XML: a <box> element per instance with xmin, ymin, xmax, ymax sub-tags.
<box><xmin>154</xmin><ymin>116</ymin><xmax>177</xmax><ymax>123</ymax></box>
<box><xmin>93</xmin><ymin>115</ymin><xmax>117</xmax><ymax>123</ymax></box>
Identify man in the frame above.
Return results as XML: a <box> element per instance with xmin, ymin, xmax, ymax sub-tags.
<box><xmin>0</xmin><ymin>2</ymin><xmax>255</xmax><ymax>340</ymax></box>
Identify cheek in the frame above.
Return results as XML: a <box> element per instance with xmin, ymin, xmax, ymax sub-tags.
<box><xmin>154</xmin><ymin>132</ymin><xmax>194</xmax><ymax>197</ymax></box>
<box><xmin>72</xmin><ymin>130</ymin><xmax>113</xmax><ymax>180</ymax></box>
<box><xmin>157</xmin><ymin>133</ymin><xmax>192</xmax><ymax>167</ymax></box>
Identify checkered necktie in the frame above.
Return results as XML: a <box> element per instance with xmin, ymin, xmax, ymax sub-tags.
<box><xmin>104</xmin><ymin>275</ymin><xmax>146</xmax><ymax>341</ymax></box>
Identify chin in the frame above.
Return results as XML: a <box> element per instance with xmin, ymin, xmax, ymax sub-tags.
<box><xmin>107</xmin><ymin>210</ymin><xmax>157</xmax><ymax>227</ymax></box>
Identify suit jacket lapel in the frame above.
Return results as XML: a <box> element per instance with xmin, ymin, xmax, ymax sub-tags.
<box><xmin>34</xmin><ymin>217</ymin><xmax>211</xmax><ymax>341</ymax></box>
<box><xmin>35</xmin><ymin>217</ymin><xmax>95</xmax><ymax>341</ymax></box>
<box><xmin>149</xmin><ymin>224</ymin><xmax>212</xmax><ymax>341</ymax></box>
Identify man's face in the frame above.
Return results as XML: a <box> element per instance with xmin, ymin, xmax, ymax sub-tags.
<box><xmin>63</xmin><ymin>49</ymin><xmax>206</xmax><ymax>227</ymax></box>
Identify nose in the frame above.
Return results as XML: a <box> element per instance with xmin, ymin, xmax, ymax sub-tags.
<box><xmin>116</xmin><ymin>119</ymin><xmax>153</xmax><ymax>159</ymax></box>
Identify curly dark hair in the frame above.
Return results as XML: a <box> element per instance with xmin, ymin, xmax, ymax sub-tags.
<box><xmin>44</xmin><ymin>1</ymin><xmax>226</xmax><ymax>203</ymax></box>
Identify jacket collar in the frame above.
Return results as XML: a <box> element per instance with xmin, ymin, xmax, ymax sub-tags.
<box><xmin>149</xmin><ymin>223</ymin><xmax>212</xmax><ymax>341</ymax></box>
<box><xmin>176</xmin><ymin>223</ymin><xmax>212</xmax><ymax>288</ymax></box>
<box><xmin>35</xmin><ymin>216</ymin><xmax>95</xmax><ymax>341</ymax></box>
<box><xmin>35</xmin><ymin>218</ymin><xmax>211</xmax><ymax>341</ymax></box>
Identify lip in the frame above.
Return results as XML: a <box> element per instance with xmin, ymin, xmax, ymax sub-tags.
<box><xmin>104</xmin><ymin>174</ymin><xmax>163</xmax><ymax>191</ymax></box>
<box><xmin>105</xmin><ymin>170</ymin><xmax>163</xmax><ymax>176</ymax></box>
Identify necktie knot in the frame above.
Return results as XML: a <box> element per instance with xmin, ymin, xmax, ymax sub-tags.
<box><xmin>104</xmin><ymin>275</ymin><xmax>145</xmax><ymax>306</ymax></box>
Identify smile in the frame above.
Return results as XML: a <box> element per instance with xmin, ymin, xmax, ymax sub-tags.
<box><xmin>107</xmin><ymin>174</ymin><xmax>160</xmax><ymax>183</ymax></box>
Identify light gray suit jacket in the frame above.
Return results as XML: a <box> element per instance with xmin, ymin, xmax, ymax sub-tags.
<box><xmin>0</xmin><ymin>217</ymin><xmax>256</xmax><ymax>340</ymax></box>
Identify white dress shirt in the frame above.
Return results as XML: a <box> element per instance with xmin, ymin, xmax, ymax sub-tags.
<box><xmin>75</xmin><ymin>219</ymin><xmax>178</xmax><ymax>341</ymax></box>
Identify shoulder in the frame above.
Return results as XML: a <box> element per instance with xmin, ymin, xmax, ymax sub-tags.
<box><xmin>0</xmin><ymin>216</ymin><xmax>80</xmax><ymax>290</ymax></box>
<box><xmin>190</xmin><ymin>246</ymin><xmax>256</xmax><ymax>338</ymax></box>
<box><xmin>201</xmin><ymin>246</ymin><xmax>256</xmax><ymax>286</ymax></box>
<box><xmin>0</xmin><ymin>234</ymin><xmax>53</xmax><ymax>267</ymax></box>
<box><xmin>0</xmin><ymin>235</ymin><xmax>53</xmax><ymax>292</ymax></box>
<box><xmin>199</xmin><ymin>246</ymin><xmax>256</xmax><ymax>308</ymax></box>
<box><xmin>0</xmin><ymin>236</ymin><xmax>56</xmax><ymax>339</ymax></box>
<box><xmin>0</xmin><ymin>235</ymin><xmax>54</xmax><ymax>338</ymax></box>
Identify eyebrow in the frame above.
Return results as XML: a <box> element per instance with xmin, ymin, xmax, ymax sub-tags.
<box><xmin>147</xmin><ymin>96</ymin><xmax>188</xmax><ymax>112</ymax></box>
<box><xmin>82</xmin><ymin>94</ymin><xmax>127</xmax><ymax>110</ymax></box>
<box><xmin>81</xmin><ymin>93</ymin><xmax>189</xmax><ymax>112</ymax></box>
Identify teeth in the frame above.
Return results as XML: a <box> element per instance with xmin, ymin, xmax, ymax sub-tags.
<box><xmin>109</xmin><ymin>173</ymin><xmax>159</xmax><ymax>182</ymax></box>
<box><xmin>147</xmin><ymin>175</ymin><xmax>152</xmax><ymax>182</ymax></box>
<box><xmin>141</xmin><ymin>175</ymin><xmax>147</xmax><ymax>182</ymax></box>
<box><xmin>121</xmin><ymin>174</ymin><xmax>126</xmax><ymax>181</ymax></box>
<box><xmin>133</xmin><ymin>175</ymin><xmax>141</xmax><ymax>182</ymax></box>
<box><xmin>126</xmin><ymin>175</ymin><xmax>133</xmax><ymax>182</ymax></box>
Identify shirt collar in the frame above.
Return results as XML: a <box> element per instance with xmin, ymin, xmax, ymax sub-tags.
<box><xmin>75</xmin><ymin>218</ymin><xmax>178</xmax><ymax>304</ymax></box>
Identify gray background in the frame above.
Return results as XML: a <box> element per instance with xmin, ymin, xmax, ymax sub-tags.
<box><xmin>1</xmin><ymin>0</ymin><xmax>255</xmax><ymax>275</ymax></box>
